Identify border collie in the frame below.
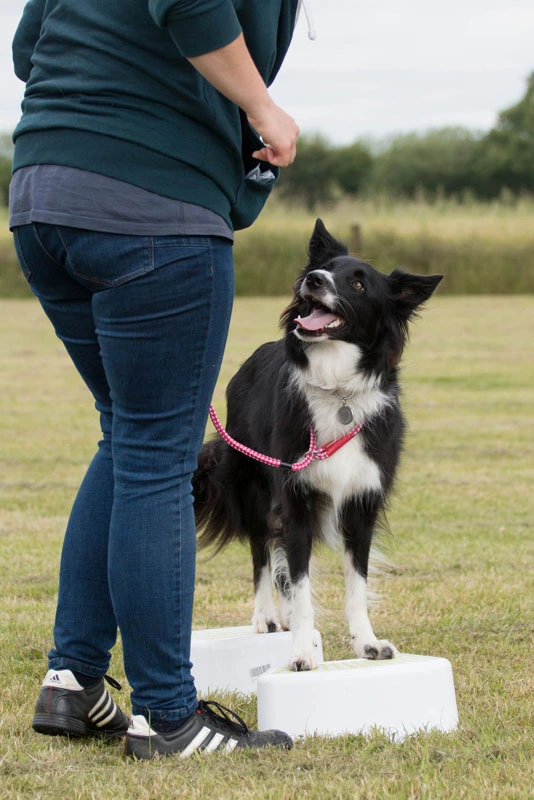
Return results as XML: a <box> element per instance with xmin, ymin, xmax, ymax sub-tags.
<box><xmin>193</xmin><ymin>220</ymin><xmax>442</xmax><ymax>671</ymax></box>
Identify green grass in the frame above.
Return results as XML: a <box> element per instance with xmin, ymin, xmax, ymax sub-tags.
<box><xmin>1</xmin><ymin>295</ymin><xmax>533</xmax><ymax>799</ymax></box>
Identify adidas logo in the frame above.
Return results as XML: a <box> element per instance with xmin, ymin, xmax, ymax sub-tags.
<box><xmin>43</xmin><ymin>669</ymin><xmax>85</xmax><ymax>691</ymax></box>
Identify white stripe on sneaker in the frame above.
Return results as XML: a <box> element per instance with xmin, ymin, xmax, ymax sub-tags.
<box><xmin>94</xmin><ymin>700</ymin><xmax>118</xmax><ymax>727</ymax></box>
<box><xmin>88</xmin><ymin>689</ymin><xmax>108</xmax><ymax>718</ymax></box>
<box><xmin>180</xmin><ymin>726</ymin><xmax>212</xmax><ymax>759</ymax></box>
<box><xmin>225</xmin><ymin>738</ymin><xmax>238</xmax><ymax>752</ymax></box>
<box><xmin>96</xmin><ymin>709</ymin><xmax>118</xmax><ymax>727</ymax></box>
<box><xmin>203</xmin><ymin>732</ymin><xmax>225</xmax><ymax>754</ymax></box>
<box><xmin>91</xmin><ymin>695</ymin><xmax>113</xmax><ymax>724</ymax></box>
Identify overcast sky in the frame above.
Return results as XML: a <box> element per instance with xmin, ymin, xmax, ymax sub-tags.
<box><xmin>2</xmin><ymin>0</ymin><xmax>533</xmax><ymax>143</ymax></box>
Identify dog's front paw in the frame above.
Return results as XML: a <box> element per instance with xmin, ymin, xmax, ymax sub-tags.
<box><xmin>288</xmin><ymin>648</ymin><xmax>320</xmax><ymax>672</ymax></box>
<box><xmin>253</xmin><ymin>613</ymin><xmax>281</xmax><ymax>634</ymax></box>
<box><xmin>352</xmin><ymin>638</ymin><xmax>399</xmax><ymax>660</ymax></box>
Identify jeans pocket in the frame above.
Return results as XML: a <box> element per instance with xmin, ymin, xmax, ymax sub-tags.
<box><xmin>56</xmin><ymin>226</ymin><xmax>155</xmax><ymax>290</ymax></box>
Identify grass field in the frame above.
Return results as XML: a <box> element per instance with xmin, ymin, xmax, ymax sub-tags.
<box><xmin>1</xmin><ymin>294</ymin><xmax>533</xmax><ymax>799</ymax></box>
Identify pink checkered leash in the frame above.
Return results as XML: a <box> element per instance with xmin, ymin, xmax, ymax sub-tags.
<box><xmin>208</xmin><ymin>404</ymin><xmax>363</xmax><ymax>472</ymax></box>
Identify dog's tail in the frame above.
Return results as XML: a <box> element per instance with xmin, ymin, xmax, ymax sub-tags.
<box><xmin>193</xmin><ymin>438</ymin><xmax>242</xmax><ymax>554</ymax></box>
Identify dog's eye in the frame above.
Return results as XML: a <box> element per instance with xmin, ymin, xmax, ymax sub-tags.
<box><xmin>352</xmin><ymin>280</ymin><xmax>365</xmax><ymax>292</ymax></box>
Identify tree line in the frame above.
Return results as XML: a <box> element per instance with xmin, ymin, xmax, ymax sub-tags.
<box><xmin>1</xmin><ymin>72</ymin><xmax>533</xmax><ymax>209</ymax></box>
<box><xmin>277</xmin><ymin>72</ymin><xmax>534</xmax><ymax>209</ymax></box>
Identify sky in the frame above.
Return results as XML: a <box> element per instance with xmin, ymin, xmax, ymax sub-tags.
<box><xmin>1</xmin><ymin>0</ymin><xmax>533</xmax><ymax>144</ymax></box>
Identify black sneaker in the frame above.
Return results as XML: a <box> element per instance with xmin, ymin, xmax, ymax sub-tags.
<box><xmin>125</xmin><ymin>699</ymin><xmax>293</xmax><ymax>760</ymax></box>
<box><xmin>32</xmin><ymin>669</ymin><xmax>130</xmax><ymax>739</ymax></box>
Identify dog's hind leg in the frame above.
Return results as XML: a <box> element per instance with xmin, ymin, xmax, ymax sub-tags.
<box><xmin>342</xmin><ymin>497</ymin><xmax>399</xmax><ymax>660</ymax></box>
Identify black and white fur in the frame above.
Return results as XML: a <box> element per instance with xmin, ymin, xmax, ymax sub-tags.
<box><xmin>193</xmin><ymin>220</ymin><xmax>442</xmax><ymax>671</ymax></box>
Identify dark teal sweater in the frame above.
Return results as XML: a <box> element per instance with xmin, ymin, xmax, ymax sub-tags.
<box><xmin>12</xmin><ymin>0</ymin><xmax>298</xmax><ymax>230</ymax></box>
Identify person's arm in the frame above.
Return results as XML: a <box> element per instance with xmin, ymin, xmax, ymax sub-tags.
<box><xmin>12</xmin><ymin>0</ymin><xmax>47</xmax><ymax>82</ymax></box>
<box><xmin>149</xmin><ymin>0</ymin><xmax>298</xmax><ymax>166</ymax></box>
<box><xmin>188</xmin><ymin>34</ymin><xmax>299</xmax><ymax>167</ymax></box>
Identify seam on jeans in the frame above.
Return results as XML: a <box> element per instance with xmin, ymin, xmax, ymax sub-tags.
<box><xmin>13</xmin><ymin>229</ymin><xmax>33</xmax><ymax>281</ymax></box>
<box><xmin>147</xmin><ymin>236</ymin><xmax>154</xmax><ymax>271</ymax></box>
<box><xmin>175</xmin><ymin>470</ymin><xmax>185</xmax><ymax>709</ymax></box>
<box><xmin>153</xmin><ymin>239</ymin><xmax>211</xmax><ymax>249</ymax></box>
<box><xmin>184</xmin><ymin>241</ymin><xmax>215</xmax><ymax>472</ymax></box>
<box><xmin>56</xmin><ymin>227</ymin><xmax>154</xmax><ymax>288</ymax></box>
<box><xmin>176</xmin><ymin>241</ymin><xmax>215</xmax><ymax>695</ymax></box>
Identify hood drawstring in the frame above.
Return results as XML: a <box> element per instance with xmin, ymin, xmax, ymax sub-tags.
<box><xmin>298</xmin><ymin>0</ymin><xmax>317</xmax><ymax>40</ymax></box>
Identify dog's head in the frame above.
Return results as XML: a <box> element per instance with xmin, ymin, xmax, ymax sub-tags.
<box><xmin>281</xmin><ymin>219</ymin><xmax>443</xmax><ymax>370</ymax></box>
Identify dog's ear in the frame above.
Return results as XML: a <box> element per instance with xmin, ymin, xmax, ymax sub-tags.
<box><xmin>384</xmin><ymin>271</ymin><xmax>442</xmax><ymax>368</ymax></box>
<box><xmin>389</xmin><ymin>269</ymin><xmax>443</xmax><ymax>320</ymax></box>
<box><xmin>308</xmin><ymin>219</ymin><xmax>348</xmax><ymax>265</ymax></box>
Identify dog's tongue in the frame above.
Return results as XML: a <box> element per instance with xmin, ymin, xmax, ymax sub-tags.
<box><xmin>295</xmin><ymin>309</ymin><xmax>339</xmax><ymax>331</ymax></box>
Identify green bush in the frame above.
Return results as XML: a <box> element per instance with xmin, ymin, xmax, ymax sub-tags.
<box><xmin>368</xmin><ymin>128</ymin><xmax>481</xmax><ymax>198</ymax></box>
<box><xmin>475</xmin><ymin>72</ymin><xmax>534</xmax><ymax>197</ymax></box>
<box><xmin>0</xmin><ymin>237</ymin><xmax>32</xmax><ymax>298</ymax></box>
<box><xmin>0</xmin><ymin>158</ymin><xmax>12</xmax><ymax>207</ymax></box>
<box><xmin>276</xmin><ymin>134</ymin><xmax>341</xmax><ymax>210</ymax></box>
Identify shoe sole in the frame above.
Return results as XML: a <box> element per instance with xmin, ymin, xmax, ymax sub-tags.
<box><xmin>124</xmin><ymin>738</ymin><xmax>159</xmax><ymax>760</ymax></box>
<box><xmin>125</xmin><ymin>735</ymin><xmax>233</xmax><ymax>760</ymax></box>
<box><xmin>33</xmin><ymin>713</ymin><xmax>126</xmax><ymax>739</ymax></box>
<box><xmin>124</xmin><ymin>736</ymin><xmax>292</xmax><ymax>760</ymax></box>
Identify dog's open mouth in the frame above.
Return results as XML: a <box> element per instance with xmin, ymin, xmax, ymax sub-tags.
<box><xmin>294</xmin><ymin>304</ymin><xmax>344</xmax><ymax>335</ymax></box>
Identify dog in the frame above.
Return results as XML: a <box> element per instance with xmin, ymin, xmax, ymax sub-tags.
<box><xmin>193</xmin><ymin>219</ymin><xmax>442</xmax><ymax>671</ymax></box>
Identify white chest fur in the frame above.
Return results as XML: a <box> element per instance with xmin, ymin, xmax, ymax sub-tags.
<box><xmin>291</xmin><ymin>340</ymin><xmax>389</xmax><ymax>512</ymax></box>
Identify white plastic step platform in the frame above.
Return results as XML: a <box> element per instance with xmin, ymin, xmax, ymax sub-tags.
<box><xmin>257</xmin><ymin>653</ymin><xmax>458</xmax><ymax>740</ymax></box>
<box><xmin>191</xmin><ymin>625</ymin><xmax>323</xmax><ymax>695</ymax></box>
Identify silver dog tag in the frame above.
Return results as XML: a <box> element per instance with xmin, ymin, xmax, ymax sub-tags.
<box><xmin>337</xmin><ymin>405</ymin><xmax>354</xmax><ymax>425</ymax></box>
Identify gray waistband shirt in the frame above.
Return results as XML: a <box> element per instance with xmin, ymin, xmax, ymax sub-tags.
<box><xmin>9</xmin><ymin>165</ymin><xmax>234</xmax><ymax>241</ymax></box>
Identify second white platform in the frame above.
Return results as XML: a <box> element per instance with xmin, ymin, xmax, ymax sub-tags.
<box><xmin>257</xmin><ymin>653</ymin><xmax>458</xmax><ymax>740</ymax></box>
<box><xmin>191</xmin><ymin>625</ymin><xmax>323</xmax><ymax>695</ymax></box>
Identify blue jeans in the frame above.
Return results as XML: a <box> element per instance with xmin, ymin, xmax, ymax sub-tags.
<box><xmin>13</xmin><ymin>222</ymin><xmax>234</xmax><ymax>722</ymax></box>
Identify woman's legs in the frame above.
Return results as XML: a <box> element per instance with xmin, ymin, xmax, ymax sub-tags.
<box><xmin>13</xmin><ymin>224</ymin><xmax>234</xmax><ymax>722</ymax></box>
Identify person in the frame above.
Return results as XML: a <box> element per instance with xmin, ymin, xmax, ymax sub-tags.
<box><xmin>10</xmin><ymin>0</ymin><xmax>302</xmax><ymax>760</ymax></box>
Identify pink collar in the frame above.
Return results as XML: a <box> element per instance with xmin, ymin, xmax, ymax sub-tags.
<box><xmin>208</xmin><ymin>405</ymin><xmax>363</xmax><ymax>472</ymax></box>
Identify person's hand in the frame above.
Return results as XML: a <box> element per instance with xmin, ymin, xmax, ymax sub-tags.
<box><xmin>187</xmin><ymin>35</ymin><xmax>298</xmax><ymax>167</ymax></box>
<box><xmin>248</xmin><ymin>101</ymin><xmax>299</xmax><ymax>167</ymax></box>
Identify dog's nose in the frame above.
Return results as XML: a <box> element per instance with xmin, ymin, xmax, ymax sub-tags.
<box><xmin>305</xmin><ymin>270</ymin><xmax>325</xmax><ymax>289</ymax></box>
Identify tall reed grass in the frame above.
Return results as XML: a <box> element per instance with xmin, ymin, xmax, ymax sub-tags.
<box><xmin>2</xmin><ymin>195</ymin><xmax>533</xmax><ymax>297</ymax></box>
<box><xmin>234</xmin><ymin>195</ymin><xmax>534</xmax><ymax>295</ymax></box>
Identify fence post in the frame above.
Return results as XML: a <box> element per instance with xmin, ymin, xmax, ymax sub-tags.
<box><xmin>350</xmin><ymin>223</ymin><xmax>363</xmax><ymax>254</ymax></box>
